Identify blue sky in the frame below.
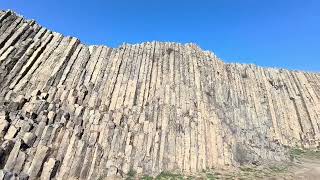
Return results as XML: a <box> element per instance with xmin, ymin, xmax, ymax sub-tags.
<box><xmin>1</xmin><ymin>0</ymin><xmax>320</xmax><ymax>71</ymax></box>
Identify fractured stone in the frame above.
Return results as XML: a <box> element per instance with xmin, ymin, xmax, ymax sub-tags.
<box><xmin>0</xmin><ymin>10</ymin><xmax>319</xmax><ymax>179</ymax></box>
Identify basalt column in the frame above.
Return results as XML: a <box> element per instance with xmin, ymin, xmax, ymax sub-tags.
<box><xmin>0</xmin><ymin>10</ymin><xmax>320</xmax><ymax>179</ymax></box>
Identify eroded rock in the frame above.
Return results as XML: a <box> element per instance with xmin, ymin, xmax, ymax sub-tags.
<box><xmin>0</xmin><ymin>10</ymin><xmax>319</xmax><ymax>179</ymax></box>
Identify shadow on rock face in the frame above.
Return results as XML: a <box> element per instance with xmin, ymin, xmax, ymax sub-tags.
<box><xmin>234</xmin><ymin>142</ymin><xmax>255</xmax><ymax>165</ymax></box>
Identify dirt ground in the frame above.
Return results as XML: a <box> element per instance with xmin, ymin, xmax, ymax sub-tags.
<box><xmin>201</xmin><ymin>149</ymin><xmax>320</xmax><ymax>179</ymax></box>
<box><xmin>290</xmin><ymin>158</ymin><xmax>320</xmax><ymax>180</ymax></box>
<box><xmin>126</xmin><ymin>149</ymin><xmax>320</xmax><ymax>179</ymax></box>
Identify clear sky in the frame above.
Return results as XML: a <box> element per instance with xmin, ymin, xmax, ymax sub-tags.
<box><xmin>1</xmin><ymin>0</ymin><xmax>320</xmax><ymax>71</ymax></box>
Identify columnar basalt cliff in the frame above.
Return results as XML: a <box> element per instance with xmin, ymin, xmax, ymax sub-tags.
<box><xmin>0</xmin><ymin>10</ymin><xmax>320</xmax><ymax>179</ymax></box>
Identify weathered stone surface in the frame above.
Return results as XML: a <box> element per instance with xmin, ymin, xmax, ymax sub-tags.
<box><xmin>4</xmin><ymin>139</ymin><xmax>22</xmax><ymax>171</ymax></box>
<box><xmin>4</xmin><ymin>125</ymin><xmax>18</xmax><ymax>140</ymax></box>
<box><xmin>0</xmin><ymin>118</ymin><xmax>9</xmax><ymax>138</ymax></box>
<box><xmin>27</xmin><ymin>145</ymin><xmax>50</xmax><ymax>178</ymax></box>
<box><xmin>40</xmin><ymin>158</ymin><xmax>58</xmax><ymax>180</ymax></box>
<box><xmin>22</xmin><ymin>132</ymin><xmax>36</xmax><ymax>147</ymax></box>
<box><xmin>0</xmin><ymin>10</ymin><xmax>320</xmax><ymax>179</ymax></box>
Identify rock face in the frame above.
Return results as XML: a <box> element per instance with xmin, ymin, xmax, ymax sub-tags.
<box><xmin>0</xmin><ymin>10</ymin><xmax>320</xmax><ymax>179</ymax></box>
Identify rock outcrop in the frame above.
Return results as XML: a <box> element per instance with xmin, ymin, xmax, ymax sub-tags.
<box><xmin>0</xmin><ymin>10</ymin><xmax>320</xmax><ymax>179</ymax></box>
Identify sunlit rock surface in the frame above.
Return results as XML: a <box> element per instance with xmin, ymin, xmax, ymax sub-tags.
<box><xmin>0</xmin><ymin>10</ymin><xmax>320</xmax><ymax>179</ymax></box>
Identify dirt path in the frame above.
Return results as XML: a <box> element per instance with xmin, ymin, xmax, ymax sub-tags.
<box><xmin>131</xmin><ymin>149</ymin><xmax>320</xmax><ymax>179</ymax></box>
<box><xmin>290</xmin><ymin>158</ymin><xmax>320</xmax><ymax>180</ymax></box>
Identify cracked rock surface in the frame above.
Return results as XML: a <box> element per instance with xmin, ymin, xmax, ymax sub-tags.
<box><xmin>0</xmin><ymin>10</ymin><xmax>320</xmax><ymax>179</ymax></box>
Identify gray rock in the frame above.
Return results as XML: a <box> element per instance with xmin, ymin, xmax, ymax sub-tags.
<box><xmin>0</xmin><ymin>10</ymin><xmax>320</xmax><ymax>179</ymax></box>
<box><xmin>22</xmin><ymin>132</ymin><xmax>36</xmax><ymax>147</ymax></box>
